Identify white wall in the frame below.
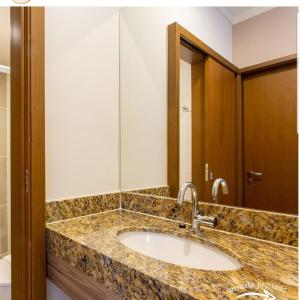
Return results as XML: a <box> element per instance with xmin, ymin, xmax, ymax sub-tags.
<box><xmin>46</xmin><ymin>8</ymin><xmax>120</xmax><ymax>201</ymax></box>
<box><xmin>179</xmin><ymin>60</ymin><xmax>192</xmax><ymax>199</ymax></box>
<box><xmin>120</xmin><ymin>7</ymin><xmax>232</xmax><ymax>190</ymax></box>
<box><xmin>47</xmin><ymin>279</ymin><xmax>72</xmax><ymax>300</ymax></box>
<box><xmin>179</xmin><ymin>60</ymin><xmax>192</xmax><ymax>188</ymax></box>
<box><xmin>45</xmin><ymin>7</ymin><xmax>233</xmax><ymax>196</ymax></box>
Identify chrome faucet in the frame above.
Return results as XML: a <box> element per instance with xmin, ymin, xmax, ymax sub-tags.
<box><xmin>212</xmin><ymin>178</ymin><xmax>228</xmax><ymax>203</ymax></box>
<box><xmin>177</xmin><ymin>182</ymin><xmax>217</xmax><ymax>230</ymax></box>
<box><xmin>177</xmin><ymin>182</ymin><xmax>199</xmax><ymax>230</ymax></box>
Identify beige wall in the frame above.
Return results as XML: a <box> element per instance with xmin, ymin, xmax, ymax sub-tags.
<box><xmin>120</xmin><ymin>8</ymin><xmax>232</xmax><ymax>190</ymax></box>
<box><xmin>233</xmin><ymin>7</ymin><xmax>297</xmax><ymax>68</ymax></box>
<box><xmin>0</xmin><ymin>7</ymin><xmax>10</xmax><ymax>67</ymax></box>
<box><xmin>46</xmin><ymin>8</ymin><xmax>120</xmax><ymax>201</ymax></box>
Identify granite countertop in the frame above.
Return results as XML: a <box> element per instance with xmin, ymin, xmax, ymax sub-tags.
<box><xmin>46</xmin><ymin>210</ymin><xmax>298</xmax><ymax>299</ymax></box>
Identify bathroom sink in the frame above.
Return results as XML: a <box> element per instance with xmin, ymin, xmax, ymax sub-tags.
<box><xmin>118</xmin><ymin>231</ymin><xmax>242</xmax><ymax>271</ymax></box>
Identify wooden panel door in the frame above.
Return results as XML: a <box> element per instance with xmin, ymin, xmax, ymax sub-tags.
<box><xmin>243</xmin><ymin>63</ymin><xmax>297</xmax><ymax>214</ymax></box>
<box><xmin>11</xmin><ymin>7</ymin><xmax>46</xmax><ymax>300</ymax></box>
<box><xmin>204</xmin><ymin>57</ymin><xmax>237</xmax><ymax>205</ymax></box>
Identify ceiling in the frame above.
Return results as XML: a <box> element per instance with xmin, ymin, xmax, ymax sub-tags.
<box><xmin>218</xmin><ymin>7</ymin><xmax>275</xmax><ymax>25</ymax></box>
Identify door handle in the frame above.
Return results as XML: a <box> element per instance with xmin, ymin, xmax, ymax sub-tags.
<box><xmin>247</xmin><ymin>171</ymin><xmax>263</xmax><ymax>183</ymax></box>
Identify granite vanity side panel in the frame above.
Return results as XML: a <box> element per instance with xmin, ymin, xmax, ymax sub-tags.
<box><xmin>121</xmin><ymin>192</ymin><xmax>298</xmax><ymax>246</ymax></box>
<box><xmin>46</xmin><ymin>229</ymin><xmax>193</xmax><ymax>300</ymax></box>
<box><xmin>46</xmin><ymin>193</ymin><xmax>120</xmax><ymax>223</ymax></box>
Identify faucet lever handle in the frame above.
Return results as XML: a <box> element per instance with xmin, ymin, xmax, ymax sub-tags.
<box><xmin>196</xmin><ymin>215</ymin><xmax>218</xmax><ymax>228</ymax></box>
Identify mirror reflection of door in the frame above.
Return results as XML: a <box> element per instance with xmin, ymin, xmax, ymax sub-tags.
<box><xmin>171</xmin><ymin>24</ymin><xmax>298</xmax><ymax>214</ymax></box>
<box><xmin>242</xmin><ymin>63</ymin><xmax>298</xmax><ymax>214</ymax></box>
<box><xmin>120</xmin><ymin>7</ymin><xmax>298</xmax><ymax>216</ymax></box>
<box><xmin>204</xmin><ymin>57</ymin><xmax>238</xmax><ymax>206</ymax></box>
<box><xmin>177</xmin><ymin>39</ymin><xmax>239</xmax><ymax>206</ymax></box>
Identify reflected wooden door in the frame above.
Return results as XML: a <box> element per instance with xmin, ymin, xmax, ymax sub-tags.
<box><xmin>243</xmin><ymin>63</ymin><xmax>298</xmax><ymax>214</ymax></box>
<box><xmin>204</xmin><ymin>57</ymin><xmax>237</xmax><ymax>205</ymax></box>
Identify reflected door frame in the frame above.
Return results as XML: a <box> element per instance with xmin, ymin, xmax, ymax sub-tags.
<box><xmin>167</xmin><ymin>23</ymin><xmax>240</xmax><ymax>201</ymax></box>
<box><xmin>11</xmin><ymin>7</ymin><xmax>46</xmax><ymax>300</ymax></box>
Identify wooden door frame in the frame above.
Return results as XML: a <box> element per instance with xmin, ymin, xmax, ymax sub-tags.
<box><xmin>11</xmin><ymin>7</ymin><xmax>46</xmax><ymax>300</ymax></box>
<box><xmin>239</xmin><ymin>54</ymin><xmax>297</xmax><ymax>75</ymax></box>
<box><xmin>167</xmin><ymin>22</ymin><xmax>239</xmax><ymax>199</ymax></box>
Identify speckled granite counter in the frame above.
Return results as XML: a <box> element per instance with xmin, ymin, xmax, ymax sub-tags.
<box><xmin>46</xmin><ymin>210</ymin><xmax>298</xmax><ymax>299</ymax></box>
<box><xmin>122</xmin><ymin>192</ymin><xmax>298</xmax><ymax>246</ymax></box>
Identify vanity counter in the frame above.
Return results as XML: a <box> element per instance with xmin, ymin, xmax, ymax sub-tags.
<box><xmin>46</xmin><ymin>210</ymin><xmax>298</xmax><ymax>299</ymax></box>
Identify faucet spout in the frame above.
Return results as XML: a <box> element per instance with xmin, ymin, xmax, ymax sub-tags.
<box><xmin>212</xmin><ymin>178</ymin><xmax>228</xmax><ymax>203</ymax></box>
<box><xmin>177</xmin><ymin>182</ymin><xmax>218</xmax><ymax>231</ymax></box>
<box><xmin>177</xmin><ymin>182</ymin><xmax>199</xmax><ymax>230</ymax></box>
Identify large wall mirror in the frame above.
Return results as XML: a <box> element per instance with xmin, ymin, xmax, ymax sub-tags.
<box><xmin>120</xmin><ymin>7</ymin><xmax>298</xmax><ymax>215</ymax></box>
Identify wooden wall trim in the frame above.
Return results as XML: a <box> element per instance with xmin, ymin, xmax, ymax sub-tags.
<box><xmin>236</xmin><ymin>74</ymin><xmax>243</xmax><ymax>207</ymax></box>
<box><xmin>167</xmin><ymin>23</ymin><xmax>180</xmax><ymax>197</ymax></box>
<box><xmin>239</xmin><ymin>54</ymin><xmax>297</xmax><ymax>75</ymax></box>
<box><xmin>30</xmin><ymin>8</ymin><xmax>46</xmax><ymax>300</ymax></box>
<box><xmin>167</xmin><ymin>22</ymin><xmax>240</xmax><ymax>198</ymax></box>
<box><xmin>11</xmin><ymin>7</ymin><xmax>45</xmax><ymax>300</ymax></box>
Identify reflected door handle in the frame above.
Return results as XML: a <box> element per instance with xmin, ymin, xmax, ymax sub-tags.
<box><xmin>247</xmin><ymin>171</ymin><xmax>263</xmax><ymax>183</ymax></box>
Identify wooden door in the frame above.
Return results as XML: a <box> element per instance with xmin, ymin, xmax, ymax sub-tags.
<box><xmin>243</xmin><ymin>63</ymin><xmax>297</xmax><ymax>214</ymax></box>
<box><xmin>11</xmin><ymin>7</ymin><xmax>46</xmax><ymax>300</ymax></box>
<box><xmin>204</xmin><ymin>57</ymin><xmax>237</xmax><ymax>205</ymax></box>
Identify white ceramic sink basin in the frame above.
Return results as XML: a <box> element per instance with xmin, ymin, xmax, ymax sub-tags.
<box><xmin>118</xmin><ymin>231</ymin><xmax>242</xmax><ymax>271</ymax></box>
